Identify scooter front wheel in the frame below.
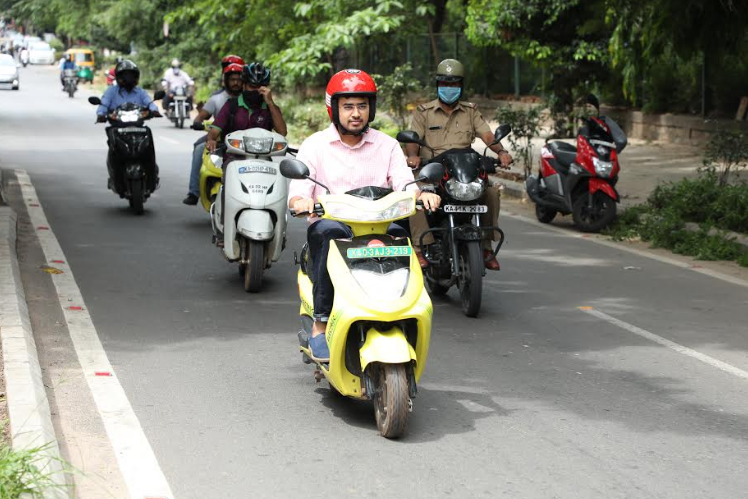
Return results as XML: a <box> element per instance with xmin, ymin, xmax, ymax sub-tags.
<box><xmin>243</xmin><ymin>239</ymin><xmax>264</xmax><ymax>293</ymax></box>
<box><xmin>572</xmin><ymin>192</ymin><xmax>617</xmax><ymax>233</ymax></box>
<box><xmin>128</xmin><ymin>179</ymin><xmax>145</xmax><ymax>215</ymax></box>
<box><xmin>372</xmin><ymin>363</ymin><xmax>410</xmax><ymax>439</ymax></box>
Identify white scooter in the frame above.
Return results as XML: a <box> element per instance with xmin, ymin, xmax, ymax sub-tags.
<box><xmin>19</xmin><ymin>49</ymin><xmax>29</xmax><ymax>67</ymax></box>
<box><xmin>211</xmin><ymin>128</ymin><xmax>290</xmax><ymax>292</ymax></box>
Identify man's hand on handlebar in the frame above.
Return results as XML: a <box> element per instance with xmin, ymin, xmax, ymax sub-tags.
<box><xmin>206</xmin><ymin>138</ymin><xmax>218</xmax><ymax>153</ymax></box>
<box><xmin>191</xmin><ymin>121</ymin><xmax>204</xmax><ymax>131</ymax></box>
<box><xmin>418</xmin><ymin>191</ymin><xmax>441</xmax><ymax>212</ymax></box>
<box><xmin>291</xmin><ymin>197</ymin><xmax>317</xmax><ymax>217</ymax></box>
<box><xmin>406</xmin><ymin>156</ymin><xmax>421</xmax><ymax>169</ymax></box>
<box><xmin>150</xmin><ymin>110</ymin><xmax>163</xmax><ymax>118</ymax></box>
<box><xmin>498</xmin><ymin>150</ymin><xmax>513</xmax><ymax>169</ymax></box>
<box><xmin>96</xmin><ymin>115</ymin><xmax>107</xmax><ymax>123</ymax></box>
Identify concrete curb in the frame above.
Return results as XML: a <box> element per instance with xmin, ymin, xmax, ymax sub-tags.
<box><xmin>0</xmin><ymin>205</ymin><xmax>69</xmax><ymax>498</ymax></box>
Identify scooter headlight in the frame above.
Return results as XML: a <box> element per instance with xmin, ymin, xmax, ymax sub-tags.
<box><xmin>593</xmin><ymin>157</ymin><xmax>613</xmax><ymax>178</ymax></box>
<box><xmin>243</xmin><ymin>136</ymin><xmax>273</xmax><ymax>154</ymax></box>
<box><xmin>324</xmin><ymin>198</ymin><xmax>415</xmax><ymax>222</ymax></box>
<box><xmin>445</xmin><ymin>178</ymin><xmax>485</xmax><ymax>201</ymax></box>
<box><xmin>351</xmin><ymin>268</ymin><xmax>410</xmax><ymax>300</ymax></box>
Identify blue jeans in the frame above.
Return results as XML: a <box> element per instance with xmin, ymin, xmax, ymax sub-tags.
<box><xmin>307</xmin><ymin>219</ymin><xmax>408</xmax><ymax>321</ymax></box>
<box><xmin>188</xmin><ymin>135</ymin><xmax>207</xmax><ymax>196</ymax></box>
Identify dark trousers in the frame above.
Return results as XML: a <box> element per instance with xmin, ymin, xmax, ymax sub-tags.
<box><xmin>307</xmin><ymin>219</ymin><xmax>408</xmax><ymax>321</ymax></box>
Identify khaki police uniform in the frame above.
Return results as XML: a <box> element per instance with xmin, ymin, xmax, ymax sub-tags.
<box><xmin>409</xmin><ymin>99</ymin><xmax>502</xmax><ymax>248</ymax></box>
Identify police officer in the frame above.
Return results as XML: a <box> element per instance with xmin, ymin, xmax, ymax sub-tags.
<box><xmin>406</xmin><ymin>58</ymin><xmax>512</xmax><ymax>270</ymax></box>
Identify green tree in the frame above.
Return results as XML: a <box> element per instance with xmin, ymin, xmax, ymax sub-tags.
<box><xmin>465</xmin><ymin>0</ymin><xmax>610</xmax><ymax>135</ymax></box>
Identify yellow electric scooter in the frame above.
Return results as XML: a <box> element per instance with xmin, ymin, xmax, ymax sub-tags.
<box><xmin>280</xmin><ymin>159</ymin><xmax>444</xmax><ymax>439</ymax></box>
<box><xmin>198</xmin><ymin>146</ymin><xmax>223</xmax><ymax>212</ymax></box>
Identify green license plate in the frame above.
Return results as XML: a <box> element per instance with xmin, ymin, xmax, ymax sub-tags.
<box><xmin>346</xmin><ymin>246</ymin><xmax>413</xmax><ymax>259</ymax></box>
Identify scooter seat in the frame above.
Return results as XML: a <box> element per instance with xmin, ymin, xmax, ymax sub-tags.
<box><xmin>547</xmin><ymin>141</ymin><xmax>577</xmax><ymax>168</ymax></box>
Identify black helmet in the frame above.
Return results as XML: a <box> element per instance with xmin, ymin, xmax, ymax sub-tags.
<box><xmin>241</xmin><ymin>62</ymin><xmax>270</xmax><ymax>86</ymax></box>
<box><xmin>115</xmin><ymin>59</ymin><xmax>140</xmax><ymax>79</ymax></box>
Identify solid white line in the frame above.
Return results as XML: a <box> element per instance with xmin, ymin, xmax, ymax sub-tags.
<box><xmin>15</xmin><ymin>170</ymin><xmax>175</xmax><ymax>499</ymax></box>
<box><xmin>581</xmin><ymin>307</ymin><xmax>748</xmax><ymax>380</ymax></box>
<box><xmin>503</xmin><ymin>211</ymin><xmax>748</xmax><ymax>289</ymax></box>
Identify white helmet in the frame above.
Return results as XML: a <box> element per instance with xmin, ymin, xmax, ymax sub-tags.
<box><xmin>170</xmin><ymin>58</ymin><xmax>181</xmax><ymax>68</ymax></box>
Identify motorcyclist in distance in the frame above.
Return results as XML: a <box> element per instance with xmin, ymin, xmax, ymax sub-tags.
<box><xmin>161</xmin><ymin>58</ymin><xmax>195</xmax><ymax>113</ymax></box>
<box><xmin>59</xmin><ymin>53</ymin><xmax>76</xmax><ymax>89</ymax></box>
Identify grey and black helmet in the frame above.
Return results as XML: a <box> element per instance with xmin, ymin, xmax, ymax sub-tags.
<box><xmin>241</xmin><ymin>62</ymin><xmax>271</xmax><ymax>86</ymax></box>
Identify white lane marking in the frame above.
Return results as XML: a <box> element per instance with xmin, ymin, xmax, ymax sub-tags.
<box><xmin>159</xmin><ymin>135</ymin><xmax>180</xmax><ymax>145</ymax></box>
<box><xmin>503</xmin><ymin>211</ymin><xmax>748</xmax><ymax>290</ymax></box>
<box><xmin>580</xmin><ymin>307</ymin><xmax>748</xmax><ymax>380</ymax></box>
<box><xmin>15</xmin><ymin>170</ymin><xmax>174</xmax><ymax>499</ymax></box>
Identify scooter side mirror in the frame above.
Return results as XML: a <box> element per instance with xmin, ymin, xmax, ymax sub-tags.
<box><xmin>280</xmin><ymin>159</ymin><xmax>311</xmax><ymax>180</ymax></box>
<box><xmin>88</xmin><ymin>96</ymin><xmax>102</xmax><ymax>106</ymax></box>
<box><xmin>396</xmin><ymin>130</ymin><xmax>422</xmax><ymax>145</ymax></box>
<box><xmin>417</xmin><ymin>162</ymin><xmax>445</xmax><ymax>184</ymax></box>
<box><xmin>153</xmin><ymin>90</ymin><xmax>166</xmax><ymax>101</ymax></box>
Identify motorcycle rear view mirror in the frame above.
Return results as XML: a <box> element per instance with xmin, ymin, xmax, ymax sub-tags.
<box><xmin>491</xmin><ymin>124</ymin><xmax>512</xmax><ymax>145</ymax></box>
<box><xmin>153</xmin><ymin>90</ymin><xmax>166</xmax><ymax>101</ymax></box>
<box><xmin>396</xmin><ymin>130</ymin><xmax>422</xmax><ymax>145</ymax></box>
<box><xmin>88</xmin><ymin>96</ymin><xmax>102</xmax><ymax>106</ymax></box>
<box><xmin>586</xmin><ymin>93</ymin><xmax>600</xmax><ymax>115</ymax></box>
<box><xmin>418</xmin><ymin>162</ymin><xmax>445</xmax><ymax>183</ymax></box>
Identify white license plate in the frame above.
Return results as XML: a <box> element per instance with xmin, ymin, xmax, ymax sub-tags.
<box><xmin>443</xmin><ymin>205</ymin><xmax>487</xmax><ymax>213</ymax></box>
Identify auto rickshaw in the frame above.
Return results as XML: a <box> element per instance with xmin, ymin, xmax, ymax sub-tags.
<box><xmin>66</xmin><ymin>48</ymin><xmax>95</xmax><ymax>83</ymax></box>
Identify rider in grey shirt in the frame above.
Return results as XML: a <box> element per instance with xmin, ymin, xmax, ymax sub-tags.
<box><xmin>183</xmin><ymin>63</ymin><xmax>243</xmax><ymax>205</ymax></box>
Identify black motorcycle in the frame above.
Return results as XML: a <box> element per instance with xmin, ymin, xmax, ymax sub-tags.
<box><xmin>88</xmin><ymin>91</ymin><xmax>165</xmax><ymax>214</ymax></box>
<box><xmin>62</xmin><ymin>69</ymin><xmax>77</xmax><ymax>98</ymax></box>
<box><xmin>397</xmin><ymin>125</ymin><xmax>511</xmax><ymax>317</ymax></box>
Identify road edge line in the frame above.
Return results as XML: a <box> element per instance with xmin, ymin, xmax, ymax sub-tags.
<box><xmin>0</xmin><ymin>205</ymin><xmax>70</xmax><ymax>498</ymax></box>
<box><xmin>14</xmin><ymin>170</ymin><xmax>175</xmax><ymax>499</ymax></box>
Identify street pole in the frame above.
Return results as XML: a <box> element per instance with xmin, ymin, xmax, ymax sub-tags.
<box><xmin>514</xmin><ymin>56</ymin><xmax>520</xmax><ymax>98</ymax></box>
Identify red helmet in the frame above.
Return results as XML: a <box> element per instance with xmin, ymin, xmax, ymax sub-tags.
<box><xmin>222</xmin><ymin>62</ymin><xmax>243</xmax><ymax>75</ymax></box>
<box><xmin>325</xmin><ymin>69</ymin><xmax>377</xmax><ymax>126</ymax></box>
<box><xmin>221</xmin><ymin>54</ymin><xmax>245</xmax><ymax>69</ymax></box>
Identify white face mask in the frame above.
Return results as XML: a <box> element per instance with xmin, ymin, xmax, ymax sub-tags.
<box><xmin>172</xmin><ymin>68</ymin><xmax>180</xmax><ymax>75</ymax></box>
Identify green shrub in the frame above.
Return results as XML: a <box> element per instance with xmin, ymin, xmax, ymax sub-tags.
<box><xmin>494</xmin><ymin>105</ymin><xmax>543</xmax><ymax>177</ymax></box>
<box><xmin>0</xmin><ymin>439</ymin><xmax>70</xmax><ymax>499</ymax></box>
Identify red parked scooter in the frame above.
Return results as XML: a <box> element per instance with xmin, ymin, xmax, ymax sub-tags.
<box><xmin>526</xmin><ymin>94</ymin><xmax>627</xmax><ymax>232</ymax></box>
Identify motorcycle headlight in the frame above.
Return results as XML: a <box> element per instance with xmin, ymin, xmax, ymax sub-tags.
<box><xmin>243</xmin><ymin>136</ymin><xmax>273</xmax><ymax>154</ymax></box>
<box><xmin>119</xmin><ymin>110</ymin><xmax>140</xmax><ymax>123</ymax></box>
<box><xmin>351</xmin><ymin>268</ymin><xmax>410</xmax><ymax>300</ymax></box>
<box><xmin>324</xmin><ymin>198</ymin><xmax>414</xmax><ymax>222</ymax></box>
<box><xmin>593</xmin><ymin>157</ymin><xmax>613</xmax><ymax>178</ymax></box>
<box><xmin>445</xmin><ymin>178</ymin><xmax>485</xmax><ymax>201</ymax></box>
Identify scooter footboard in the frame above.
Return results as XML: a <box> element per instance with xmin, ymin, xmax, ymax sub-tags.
<box><xmin>359</xmin><ymin>326</ymin><xmax>417</xmax><ymax>372</ymax></box>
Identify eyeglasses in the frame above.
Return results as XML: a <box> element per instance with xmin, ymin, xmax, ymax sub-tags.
<box><xmin>341</xmin><ymin>103</ymin><xmax>369</xmax><ymax>112</ymax></box>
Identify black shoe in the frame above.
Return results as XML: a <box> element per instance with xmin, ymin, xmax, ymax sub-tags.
<box><xmin>182</xmin><ymin>193</ymin><xmax>199</xmax><ymax>205</ymax></box>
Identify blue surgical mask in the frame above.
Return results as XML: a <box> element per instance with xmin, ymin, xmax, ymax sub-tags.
<box><xmin>438</xmin><ymin>86</ymin><xmax>461</xmax><ymax>105</ymax></box>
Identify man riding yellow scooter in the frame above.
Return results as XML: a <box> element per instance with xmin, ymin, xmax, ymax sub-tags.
<box><xmin>284</xmin><ymin>69</ymin><xmax>443</xmax><ymax>438</ymax></box>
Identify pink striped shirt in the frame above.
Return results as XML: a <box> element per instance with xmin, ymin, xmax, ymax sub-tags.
<box><xmin>288</xmin><ymin>124</ymin><xmax>418</xmax><ymax>203</ymax></box>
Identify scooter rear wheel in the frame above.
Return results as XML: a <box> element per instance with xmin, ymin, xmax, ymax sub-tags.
<box><xmin>535</xmin><ymin>204</ymin><xmax>557</xmax><ymax>224</ymax></box>
<box><xmin>372</xmin><ymin>363</ymin><xmax>410</xmax><ymax>439</ymax></box>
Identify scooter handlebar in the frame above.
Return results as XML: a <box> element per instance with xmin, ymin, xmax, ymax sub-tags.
<box><xmin>290</xmin><ymin>203</ymin><xmax>324</xmax><ymax>217</ymax></box>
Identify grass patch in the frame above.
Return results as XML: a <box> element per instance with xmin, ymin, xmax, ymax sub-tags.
<box><xmin>604</xmin><ymin>172</ymin><xmax>748</xmax><ymax>267</ymax></box>
<box><xmin>0</xmin><ymin>434</ymin><xmax>70</xmax><ymax>499</ymax></box>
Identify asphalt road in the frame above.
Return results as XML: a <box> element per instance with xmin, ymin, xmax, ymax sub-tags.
<box><xmin>2</xmin><ymin>65</ymin><xmax>748</xmax><ymax>499</ymax></box>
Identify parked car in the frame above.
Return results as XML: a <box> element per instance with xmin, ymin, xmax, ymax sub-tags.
<box><xmin>29</xmin><ymin>42</ymin><xmax>55</xmax><ymax>65</ymax></box>
<box><xmin>0</xmin><ymin>54</ymin><xmax>20</xmax><ymax>90</ymax></box>
<box><xmin>22</xmin><ymin>36</ymin><xmax>41</xmax><ymax>49</ymax></box>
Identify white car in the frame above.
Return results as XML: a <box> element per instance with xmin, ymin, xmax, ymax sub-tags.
<box><xmin>0</xmin><ymin>54</ymin><xmax>20</xmax><ymax>90</ymax></box>
<box><xmin>29</xmin><ymin>42</ymin><xmax>55</xmax><ymax>65</ymax></box>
